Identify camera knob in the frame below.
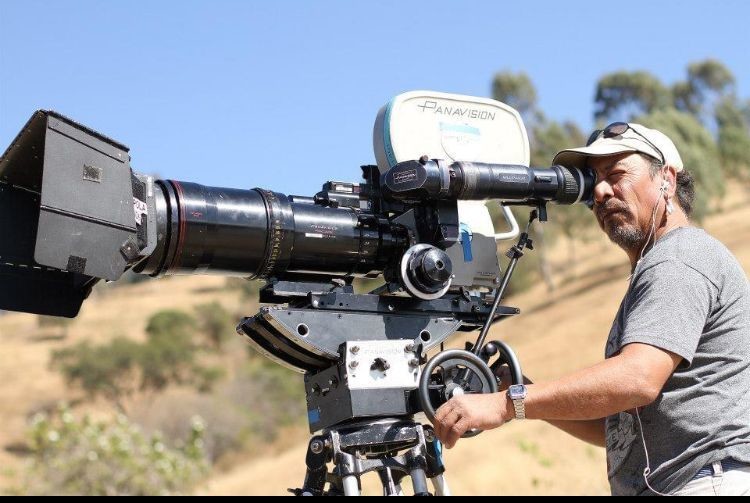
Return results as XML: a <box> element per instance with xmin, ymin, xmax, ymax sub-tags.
<box><xmin>419</xmin><ymin>248</ymin><xmax>452</xmax><ymax>285</ymax></box>
<box><xmin>400</xmin><ymin>244</ymin><xmax>454</xmax><ymax>300</ymax></box>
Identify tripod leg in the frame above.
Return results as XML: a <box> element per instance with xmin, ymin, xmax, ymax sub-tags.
<box><xmin>431</xmin><ymin>474</ymin><xmax>452</xmax><ymax>496</ymax></box>
<box><xmin>336</xmin><ymin>450</ymin><xmax>360</xmax><ymax>496</ymax></box>
<box><xmin>297</xmin><ymin>436</ymin><xmax>328</xmax><ymax>496</ymax></box>
<box><xmin>410</xmin><ymin>467</ymin><xmax>429</xmax><ymax>496</ymax></box>
<box><xmin>378</xmin><ymin>467</ymin><xmax>398</xmax><ymax>496</ymax></box>
<box><xmin>342</xmin><ymin>475</ymin><xmax>360</xmax><ymax>496</ymax></box>
<box><xmin>424</xmin><ymin>427</ymin><xmax>450</xmax><ymax>495</ymax></box>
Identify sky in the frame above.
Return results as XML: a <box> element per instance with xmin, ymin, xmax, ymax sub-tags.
<box><xmin>1</xmin><ymin>0</ymin><xmax>749</xmax><ymax>196</ymax></box>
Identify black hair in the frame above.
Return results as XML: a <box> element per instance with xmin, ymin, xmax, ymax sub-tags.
<box><xmin>646</xmin><ymin>156</ymin><xmax>695</xmax><ymax>217</ymax></box>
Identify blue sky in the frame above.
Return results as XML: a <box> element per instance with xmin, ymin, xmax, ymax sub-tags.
<box><xmin>1</xmin><ymin>0</ymin><xmax>749</xmax><ymax>196</ymax></box>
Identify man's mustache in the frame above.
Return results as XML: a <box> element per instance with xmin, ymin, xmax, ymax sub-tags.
<box><xmin>595</xmin><ymin>200</ymin><xmax>630</xmax><ymax>221</ymax></box>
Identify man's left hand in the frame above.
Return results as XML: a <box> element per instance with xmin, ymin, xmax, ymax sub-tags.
<box><xmin>432</xmin><ymin>392</ymin><xmax>511</xmax><ymax>449</ymax></box>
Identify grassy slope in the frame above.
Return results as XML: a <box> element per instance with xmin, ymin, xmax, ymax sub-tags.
<box><xmin>1</xmin><ymin>191</ymin><xmax>748</xmax><ymax>495</ymax></box>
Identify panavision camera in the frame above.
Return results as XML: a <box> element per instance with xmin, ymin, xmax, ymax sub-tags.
<box><xmin>0</xmin><ymin>91</ymin><xmax>593</xmax><ymax>495</ymax></box>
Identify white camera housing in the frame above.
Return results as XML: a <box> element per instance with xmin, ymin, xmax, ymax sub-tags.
<box><xmin>373</xmin><ymin>91</ymin><xmax>529</xmax><ymax>240</ymax></box>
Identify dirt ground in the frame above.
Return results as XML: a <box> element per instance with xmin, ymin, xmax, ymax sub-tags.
<box><xmin>1</xmin><ymin>190</ymin><xmax>748</xmax><ymax>495</ymax></box>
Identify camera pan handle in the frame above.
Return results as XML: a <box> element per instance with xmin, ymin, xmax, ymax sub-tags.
<box><xmin>419</xmin><ymin>349</ymin><xmax>498</xmax><ymax>438</ymax></box>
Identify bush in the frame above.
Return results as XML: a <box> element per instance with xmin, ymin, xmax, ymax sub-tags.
<box><xmin>51</xmin><ymin>310</ymin><xmax>224</xmax><ymax>411</ymax></box>
<box><xmin>24</xmin><ymin>406</ymin><xmax>208</xmax><ymax>496</ymax></box>
<box><xmin>228</xmin><ymin>358</ymin><xmax>306</xmax><ymax>440</ymax></box>
<box><xmin>51</xmin><ymin>338</ymin><xmax>141</xmax><ymax>410</ymax></box>
<box><xmin>194</xmin><ymin>302</ymin><xmax>235</xmax><ymax>351</ymax></box>
<box><xmin>225</xmin><ymin>278</ymin><xmax>261</xmax><ymax>300</ymax></box>
<box><xmin>37</xmin><ymin>315</ymin><xmax>73</xmax><ymax>338</ymax></box>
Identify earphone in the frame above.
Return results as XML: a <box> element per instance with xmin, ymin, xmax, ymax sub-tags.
<box><xmin>661</xmin><ymin>176</ymin><xmax>674</xmax><ymax>215</ymax></box>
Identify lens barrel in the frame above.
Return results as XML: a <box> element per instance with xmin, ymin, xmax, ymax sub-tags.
<box><xmin>136</xmin><ymin>181</ymin><xmax>401</xmax><ymax>279</ymax></box>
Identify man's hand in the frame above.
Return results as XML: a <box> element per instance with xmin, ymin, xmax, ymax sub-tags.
<box><xmin>432</xmin><ymin>393</ymin><xmax>512</xmax><ymax>449</ymax></box>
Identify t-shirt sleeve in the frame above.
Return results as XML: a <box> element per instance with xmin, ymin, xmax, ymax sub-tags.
<box><xmin>620</xmin><ymin>259</ymin><xmax>714</xmax><ymax>365</ymax></box>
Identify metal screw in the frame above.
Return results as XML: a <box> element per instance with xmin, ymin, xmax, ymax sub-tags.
<box><xmin>494</xmin><ymin>277</ymin><xmax>501</xmax><ymax>284</ymax></box>
<box><xmin>310</xmin><ymin>440</ymin><xmax>324</xmax><ymax>454</ymax></box>
<box><xmin>408</xmin><ymin>358</ymin><xmax>419</xmax><ymax>367</ymax></box>
<box><xmin>388</xmin><ymin>304</ymin><xmax>395</xmax><ymax>312</ymax></box>
<box><xmin>350</xmin><ymin>346</ymin><xmax>360</xmax><ymax>354</ymax></box>
<box><xmin>349</xmin><ymin>361</ymin><xmax>359</xmax><ymax>369</ymax></box>
<box><xmin>405</xmin><ymin>343</ymin><xmax>415</xmax><ymax>353</ymax></box>
<box><xmin>312</xmin><ymin>300</ymin><xmax>319</xmax><ymax>308</ymax></box>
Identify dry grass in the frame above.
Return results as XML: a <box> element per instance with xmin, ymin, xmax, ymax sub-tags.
<box><xmin>2</xmin><ymin>188</ymin><xmax>749</xmax><ymax>495</ymax></box>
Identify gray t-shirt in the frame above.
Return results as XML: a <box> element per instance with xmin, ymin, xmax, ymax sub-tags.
<box><xmin>604</xmin><ymin>226</ymin><xmax>750</xmax><ymax>495</ymax></box>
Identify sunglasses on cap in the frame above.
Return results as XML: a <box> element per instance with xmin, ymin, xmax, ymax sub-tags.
<box><xmin>586</xmin><ymin>122</ymin><xmax>665</xmax><ymax>164</ymax></box>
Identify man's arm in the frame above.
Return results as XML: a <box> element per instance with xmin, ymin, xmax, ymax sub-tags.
<box><xmin>545</xmin><ymin>419</ymin><xmax>606</xmax><ymax>447</ymax></box>
<box><xmin>432</xmin><ymin>343</ymin><xmax>682</xmax><ymax>448</ymax></box>
<box><xmin>495</xmin><ymin>366</ymin><xmax>606</xmax><ymax>446</ymax></box>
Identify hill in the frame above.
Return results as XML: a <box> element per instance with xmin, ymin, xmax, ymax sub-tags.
<box><xmin>1</xmin><ymin>190</ymin><xmax>748</xmax><ymax>495</ymax></box>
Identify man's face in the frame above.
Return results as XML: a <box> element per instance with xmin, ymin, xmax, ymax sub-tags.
<box><xmin>588</xmin><ymin>153</ymin><xmax>661</xmax><ymax>251</ymax></box>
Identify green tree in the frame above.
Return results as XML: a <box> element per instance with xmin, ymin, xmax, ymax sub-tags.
<box><xmin>140</xmin><ymin>310</ymin><xmax>224</xmax><ymax>392</ymax></box>
<box><xmin>636</xmin><ymin>108</ymin><xmax>723</xmax><ymax>220</ymax></box>
<box><xmin>140</xmin><ymin>311</ymin><xmax>199</xmax><ymax>391</ymax></box>
<box><xmin>491</xmin><ymin>71</ymin><xmax>540</xmax><ymax>124</ymax></box>
<box><xmin>51</xmin><ymin>338</ymin><xmax>141</xmax><ymax>412</ymax></box>
<box><xmin>674</xmin><ymin>59</ymin><xmax>736</xmax><ymax>120</ymax></box>
<box><xmin>194</xmin><ymin>302</ymin><xmax>234</xmax><ymax>351</ymax></box>
<box><xmin>714</xmin><ymin>96</ymin><xmax>750</xmax><ymax>180</ymax></box>
<box><xmin>51</xmin><ymin>310</ymin><xmax>223</xmax><ymax>412</ymax></box>
<box><xmin>594</xmin><ymin>71</ymin><xmax>671</xmax><ymax>122</ymax></box>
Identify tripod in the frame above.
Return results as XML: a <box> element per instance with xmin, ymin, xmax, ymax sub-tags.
<box><xmin>292</xmin><ymin>418</ymin><xmax>450</xmax><ymax>496</ymax></box>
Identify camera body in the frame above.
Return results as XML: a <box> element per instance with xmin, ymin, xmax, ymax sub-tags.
<box><xmin>0</xmin><ymin>91</ymin><xmax>541</xmax><ymax>317</ymax></box>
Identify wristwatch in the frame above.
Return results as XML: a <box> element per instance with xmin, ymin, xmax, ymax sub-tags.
<box><xmin>507</xmin><ymin>384</ymin><xmax>527</xmax><ymax>420</ymax></box>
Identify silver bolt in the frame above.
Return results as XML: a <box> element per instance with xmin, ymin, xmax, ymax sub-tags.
<box><xmin>312</xmin><ymin>300</ymin><xmax>319</xmax><ymax>308</ymax></box>
<box><xmin>310</xmin><ymin>440</ymin><xmax>324</xmax><ymax>454</ymax></box>
<box><xmin>405</xmin><ymin>343</ymin><xmax>415</xmax><ymax>353</ymax></box>
<box><xmin>408</xmin><ymin>358</ymin><xmax>420</xmax><ymax>367</ymax></box>
<box><xmin>350</xmin><ymin>346</ymin><xmax>360</xmax><ymax>354</ymax></box>
<box><xmin>349</xmin><ymin>361</ymin><xmax>359</xmax><ymax>369</ymax></box>
<box><xmin>494</xmin><ymin>277</ymin><xmax>501</xmax><ymax>284</ymax></box>
<box><xmin>388</xmin><ymin>304</ymin><xmax>395</xmax><ymax>312</ymax></box>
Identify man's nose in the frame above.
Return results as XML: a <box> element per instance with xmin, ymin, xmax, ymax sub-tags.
<box><xmin>593</xmin><ymin>179</ymin><xmax>613</xmax><ymax>205</ymax></box>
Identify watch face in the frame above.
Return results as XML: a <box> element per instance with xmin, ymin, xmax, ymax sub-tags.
<box><xmin>508</xmin><ymin>384</ymin><xmax>527</xmax><ymax>399</ymax></box>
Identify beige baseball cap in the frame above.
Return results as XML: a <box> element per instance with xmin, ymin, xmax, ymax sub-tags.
<box><xmin>553</xmin><ymin>122</ymin><xmax>683</xmax><ymax>172</ymax></box>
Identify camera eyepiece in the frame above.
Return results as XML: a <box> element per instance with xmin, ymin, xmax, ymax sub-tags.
<box><xmin>381</xmin><ymin>159</ymin><xmax>594</xmax><ymax>207</ymax></box>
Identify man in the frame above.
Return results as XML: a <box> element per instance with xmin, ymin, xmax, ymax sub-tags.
<box><xmin>431</xmin><ymin>122</ymin><xmax>750</xmax><ymax>495</ymax></box>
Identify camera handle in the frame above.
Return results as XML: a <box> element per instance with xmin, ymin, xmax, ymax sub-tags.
<box><xmin>492</xmin><ymin>203</ymin><xmax>520</xmax><ymax>241</ymax></box>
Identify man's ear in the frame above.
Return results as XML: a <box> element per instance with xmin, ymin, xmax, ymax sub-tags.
<box><xmin>662</xmin><ymin>165</ymin><xmax>678</xmax><ymax>198</ymax></box>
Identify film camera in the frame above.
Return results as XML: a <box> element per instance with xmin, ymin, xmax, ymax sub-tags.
<box><xmin>0</xmin><ymin>92</ymin><xmax>593</xmax><ymax>495</ymax></box>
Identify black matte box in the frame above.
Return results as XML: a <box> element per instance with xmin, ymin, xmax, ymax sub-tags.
<box><xmin>0</xmin><ymin>110</ymin><xmax>136</xmax><ymax>317</ymax></box>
